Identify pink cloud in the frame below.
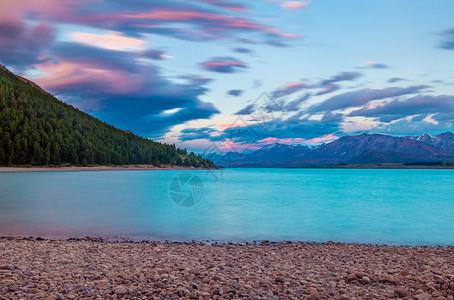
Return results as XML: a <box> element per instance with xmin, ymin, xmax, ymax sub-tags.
<box><xmin>281</xmin><ymin>1</ymin><xmax>309</xmax><ymax>10</ymax></box>
<box><xmin>70</xmin><ymin>31</ymin><xmax>146</xmax><ymax>51</ymax></box>
<box><xmin>200</xmin><ymin>57</ymin><xmax>247</xmax><ymax>73</ymax></box>
<box><xmin>308</xmin><ymin>134</ymin><xmax>339</xmax><ymax>144</ymax></box>
<box><xmin>258</xmin><ymin>134</ymin><xmax>338</xmax><ymax>146</ymax></box>
<box><xmin>120</xmin><ymin>10</ymin><xmax>299</xmax><ymax>39</ymax></box>
<box><xmin>34</xmin><ymin>61</ymin><xmax>145</xmax><ymax>97</ymax></box>
<box><xmin>216</xmin><ymin>133</ymin><xmax>339</xmax><ymax>152</ymax></box>
<box><xmin>218</xmin><ymin>140</ymin><xmax>262</xmax><ymax>152</ymax></box>
<box><xmin>192</xmin><ymin>0</ymin><xmax>249</xmax><ymax>12</ymax></box>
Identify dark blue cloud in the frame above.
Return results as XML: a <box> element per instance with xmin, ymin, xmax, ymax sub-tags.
<box><xmin>36</xmin><ymin>42</ymin><xmax>219</xmax><ymax>138</ymax></box>
<box><xmin>234</xmin><ymin>104</ymin><xmax>255</xmax><ymax>115</ymax></box>
<box><xmin>227</xmin><ymin>89</ymin><xmax>244</xmax><ymax>96</ymax></box>
<box><xmin>218</xmin><ymin>117</ymin><xmax>343</xmax><ymax>143</ymax></box>
<box><xmin>179</xmin><ymin>127</ymin><xmax>222</xmax><ymax>141</ymax></box>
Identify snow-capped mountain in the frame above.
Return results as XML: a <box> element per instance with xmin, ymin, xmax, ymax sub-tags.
<box><xmin>207</xmin><ymin>132</ymin><xmax>454</xmax><ymax>167</ymax></box>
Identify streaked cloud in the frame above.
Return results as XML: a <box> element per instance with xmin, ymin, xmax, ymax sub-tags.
<box><xmin>227</xmin><ymin>89</ymin><xmax>244</xmax><ymax>96</ymax></box>
<box><xmin>362</xmin><ymin>61</ymin><xmax>389</xmax><ymax>69</ymax></box>
<box><xmin>200</xmin><ymin>57</ymin><xmax>247</xmax><ymax>73</ymax></box>
<box><xmin>272</xmin><ymin>82</ymin><xmax>307</xmax><ymax>99</ymax></box>
<box><xmin>70</xmin><ymin>31</ymin><xmax>146</xmax><ymax>51</ymax></box>
<box><xmin>308</xmin><ymin>85</ymin><xmax>431</xmax><ymax>113</ymax></box>
<box><xmin>439</xmin><ymin>29</ymin><xmax>454</xmax><ymax>50</ymax></box>
<box><xmin>349</xmin><ymin>95</ymin><xmax>454</xmax><ymax>122</ymax></box>
<box><xmin>281</xmin><ymin>1</ymin><xmax>309</xmax><ymax>10</ymax></box>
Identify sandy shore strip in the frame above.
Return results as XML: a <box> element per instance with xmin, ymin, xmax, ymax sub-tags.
<box><xmin>1</xmin><ymin>238</ymin><xmax>453</xmax><ymax>299</ymax></box>
<box><xmin>0</xmin><ymin>166</ymin><xmax>216</xmax><ymax>172</ymax></box>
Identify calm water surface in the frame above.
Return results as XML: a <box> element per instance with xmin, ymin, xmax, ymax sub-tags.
<box><xmin>0</xmin><ymin>168</ymin><xmax>453</xmax><ymax>245</ymax></box>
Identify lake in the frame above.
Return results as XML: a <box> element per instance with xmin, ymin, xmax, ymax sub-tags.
<box><xmin>0</xmin><ymin>168</ymin><xmax>453</xmax><ymax>245</ymax></box>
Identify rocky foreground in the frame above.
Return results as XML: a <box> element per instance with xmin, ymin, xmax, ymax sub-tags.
<box><xmin>1</xmin><ymin>238</ymin><xmax>454</xmax><ymax>299</ymax></box>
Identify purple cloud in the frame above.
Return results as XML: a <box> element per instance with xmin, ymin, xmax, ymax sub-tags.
<box><xmin>141</xmin><ymin>49</ymin><xmax>168</xmax><ymax>60</ymax></box>
<box><xmin>320</xmin><ymin>71</ymin><xmax>362</xmax><ymax>86</ymax></box>
<box><xmin>32</xmin><ymin>42</ymin><xmax>219</xmax><ymax>138</ymax></box>
<box><xmin>349</xmin><ymin>95</ymin><xmax>454</xmax><ymax>122</ymax></box>
<box><xmin>0</xmin><ymin>21</ymin><xmax>55</xmax><ymax>70</ymax></box>
<box><xmin>272</xmin><ymin>82</ymin><xmax>307</xmax><ymax>99</ymax></box>
<box><xmin>308</xmin><ymin>85</ymin><xmax>431</xmax><ymax>113</ymax></box>
<box><xmin>232</xmin><ymin>47</ymin><xmax>253</xmax><ymax>54</ymax></box>
<box><xmin>200</xmin><ymin>57</ymin><xmax>247</xmax><ymax>73</ymax></box>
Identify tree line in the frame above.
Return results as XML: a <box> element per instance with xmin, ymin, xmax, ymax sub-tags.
<box><xmin>0</xmin><ymin>66</ymin><xmax>215</xmax><ymax>168</ymax></box>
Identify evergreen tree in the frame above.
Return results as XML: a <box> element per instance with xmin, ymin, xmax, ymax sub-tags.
<box><xmin>0</xmin><ymin>66</ymin><xmax>216</xmax><ymax>168</ymax></box>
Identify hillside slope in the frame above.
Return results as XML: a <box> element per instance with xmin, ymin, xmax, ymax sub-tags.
<box><xmin>0</xmin><ymin>66</ymin><xmax>215</xmax><ymax>168</ymax></box>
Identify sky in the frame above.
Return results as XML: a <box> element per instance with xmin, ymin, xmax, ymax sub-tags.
<box><xmin>1</xmin><ymin>0</ymin><xmax>454</xmax><ymax>153</ymax></box>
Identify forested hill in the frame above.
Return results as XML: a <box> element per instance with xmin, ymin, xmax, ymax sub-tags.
<box><xmin>0</xmin><ymin>65</ymin><xmax>215</xmax><ymax>168</ymax></box>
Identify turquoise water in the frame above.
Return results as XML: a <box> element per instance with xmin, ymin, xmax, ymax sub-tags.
<box><xmin>0</xmin><ymin>169</ymin><xmax>453</xmax><ymax>245</ymax></box>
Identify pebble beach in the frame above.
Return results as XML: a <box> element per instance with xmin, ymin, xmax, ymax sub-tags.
<box><xmin>1</xmin><ymin>238</ymin><xmax>454</xmax><ymax>299</ymax></box>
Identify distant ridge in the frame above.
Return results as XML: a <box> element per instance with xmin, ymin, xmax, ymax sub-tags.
<box><xmin>0</xmin><ymin>65</ymin><xmax>215</xmax><ymax>168</ymax></box>
<box><xmin>208</xmin><ymin>132</ymin><xmax>454</xmax><ymax>167</ymax></box>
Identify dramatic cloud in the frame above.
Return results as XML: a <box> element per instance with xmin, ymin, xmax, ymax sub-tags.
<box><xmin>270</xmin><ymin>71</ymin><xmax>361</xmax><ymax>100</ymax></box>
<box><xmin>200</xmin><ymin>57</ymin><xmax>247</xmax><ymax>73</ymax></box>
<box><xmin>0</xmin><ymin>21</ymin><xmax>56</xmax><ymax>70</ymax></box>
<box><xmin>34</xmin><ymin>42</ymin><xmax>219</xmax><ymax>138</ymax></box>
<box><xmin>107</xmin><ymin>4</ymin><xmax>300</xmax><ymax>42</ymax></box>
<box><xmin>220</xmin><ymin>117</ymin><xmax>343</xmax><ymax>145</ymax></box>
<box><xmin>349</xmin><ymin>95</ymin><xmax>454</xmax><ymax>122</ymax></box>
<box><xmin>308</xmin><ymin>85</ymin><xmax>431</xmax><ymax>113</ymax></box>
<box><xmin>227</xmin><ymin>89</ymin><xmax>244</xmax><ymax>96</ymax></box>
<box><xmin>439</xmin><ymin>29</ymin><xmax>454</xmax><ymax>50</ymax></box>
<box><xmin>0</xmin><ymin>0</ymin><xmax>299</xmax><ymax>71</ymax></box>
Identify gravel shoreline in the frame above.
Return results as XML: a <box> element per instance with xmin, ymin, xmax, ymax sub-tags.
<box><xmin>1</xmin><ymin>237</ymin><xmax>454</xmax><ymax>299</ymax></box>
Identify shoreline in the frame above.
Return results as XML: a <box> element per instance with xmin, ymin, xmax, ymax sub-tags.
<box><xmin>0</xmin><ymin>166</ymin><xmax>217</xmax><ymax>172</ymax></box>
<box><xmin>1</xmin><ymin>235</ymin><xmax>454</xmax><ymax>248</ymax></box>
<box><xmin>1</xmin><ymin>237</ymin><xmax>453</xmax><ymax>299</ymax></box>
<box><xmin>2</xmin><ymin>165</ymin><xmax>454</xmax><ymax>172</ymax></box>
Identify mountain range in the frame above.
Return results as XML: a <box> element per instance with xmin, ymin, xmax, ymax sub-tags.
<box><xmin>207</xmin><ymin>132</ymin><xmax>454</xmax><ymax>167</ymax></box>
